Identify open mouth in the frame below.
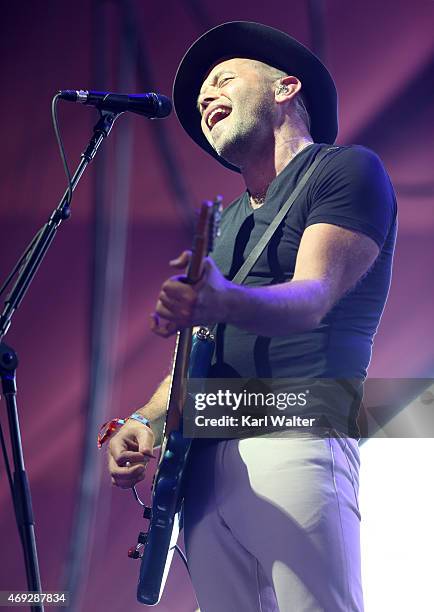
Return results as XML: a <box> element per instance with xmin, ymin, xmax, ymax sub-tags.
<box><xmin>206</xmin><ymin>107</ymin><xmax>232</xmax><ymax>130</ymax></box>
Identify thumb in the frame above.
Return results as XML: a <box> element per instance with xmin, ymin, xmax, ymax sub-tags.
<box><xmin>198</xmin><ymin>256</ymin><xmax>216</xmax><ymax>282</ymax></box>
<box><xmin>169</xmin><ymin>250</ymin><xmax>191</xmax><ymax>269</ymax></box>
<box><xmin>137</xmin><ymin>427</ymin><xmax>156</xmax><ymax>458</ymax></box>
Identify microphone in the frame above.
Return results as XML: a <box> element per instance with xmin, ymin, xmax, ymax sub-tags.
<box><xmin>58</xmin><ymin>90</ymin><xmax>172</xmax><ymax>118</ymax></box>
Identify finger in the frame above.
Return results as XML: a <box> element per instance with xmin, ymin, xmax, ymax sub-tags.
<box><xmin>114</xmin><ymin>463</ymin><xmax>146</xmax><ymax>479</ymax></box>
<box><xmin>150</xmin><ymin>312</ymin><xmax>159</xmax><ymax>331</ymax></box>
<box><xmin>109</xmin><ymin>429</ymin><xmax>144</xmax><ymax>459</ymax></box>
<box><xmin>109</xmin><ymin>460</ymin><xmax>145</xmax><ymax>485</ymax></box>
<box><xmin>159</xmin><ymin>293</ymin><xmax>184</xmax><ymax>312</ymax></box>
<box><xmin>155</xmin><ymin>301</ymin><xmax>178</xmax><ymax>322</ymax></box>
<box><xmin>195</xmin><ymin>257</ymin><xmax>216</xmax><ymax>285</ymax></box>
<box><xmin>109</xmin><ymin>436</ymin><xmax>134</xmax><ymax>462</ymax></box>
<box><xmin>117</xmin><ymin>451</ymin><xmax>151</xmax><ymax>466</ymax></box>
<box><xmin>117</xmin><ymin>462</ymin><xmax>146</xmax><ymax>476</ymax></box>
<box><xmin>162</xmin><ymin>279</ymin><xmax>195</xmax><ymax>301</ymax></box>
<box><xmin>150</xmin><ymin>312</ymin><xmax>174</xmax><ymax>332</ymax></box>
<box><xmin>161</xmin><ymin>286</ymin><xmax>192</xmax><ymax>304</ymax></box>
<box><xmin>108</xmin><ymin>452</ymin><xmax>139</xmax><ymax>472</ymax></box>
<box><xmin>202</xmin><ymin>257</ymin><xmax>213</xmax><ymax>277</ymax></box>
<box><xmin>155</xmin><ymin>300</ymin><xmax>193</xmax><ymax>326</ymax></box>
<box><xmin>150</xmin><ymin>313</ymin><xmax>178</xmax><ymax>337</ymax></box>
<box><xmin>136</xmin><ymin>431</ymin><xmax>156</xmax><ymax>457</ymax></box>
<box><xmin>169</xmin><ymin>250</ymin><xmax>191</xmax><ymax>269</ymax></box>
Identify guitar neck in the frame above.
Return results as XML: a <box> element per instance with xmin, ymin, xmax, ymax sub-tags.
<box><xmin>164</xmin><ymin>329</ymin><xmax>192</xmax><ymax>434</ymax></box>
<box><xmin>160</xmin><ymin>198</ymin><xmax>221</xmax><ymax>444</ymax></box>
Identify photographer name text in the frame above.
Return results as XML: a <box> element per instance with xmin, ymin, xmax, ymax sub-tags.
<box><xmin>194</xmin><ymin>415</ymin><xmax>316</xmax><ymax>428</ymax></box>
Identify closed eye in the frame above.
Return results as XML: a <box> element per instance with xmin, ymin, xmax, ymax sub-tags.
<box><xmin>197</xmin><ymin>73</ymin><xmax>236</xmax><ymax>112</ymax></box>
<box><xmin>217</xmin><ymin>76</ymin><xmax>234</xmax><ymax>88</ymax></box>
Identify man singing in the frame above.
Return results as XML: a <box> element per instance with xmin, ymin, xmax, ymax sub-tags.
<box><xmin>106</xmin><ymin>22</ymin><xmax>396</xmax><ymax>611</ymax></box>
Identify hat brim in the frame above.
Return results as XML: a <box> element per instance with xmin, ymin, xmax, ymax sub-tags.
<box><xmin>173</xmin><ymin>21</ymin><xmax>338</xmax><ymax>173</ymax></box>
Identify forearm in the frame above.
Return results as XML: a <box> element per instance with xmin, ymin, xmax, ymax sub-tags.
<box><xmin>135</xmin><ymin>375</ymin><xmax>171</xmax><ymax>446</ymax></box>
<box><xmin>222</xmin><ymin>279</ymin><xmax>330</xmax><ymax>336</ymax></box>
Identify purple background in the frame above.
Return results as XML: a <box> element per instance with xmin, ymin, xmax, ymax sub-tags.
<box><xmin>0</xmin><ymin>1</ymin><xmax>433</xmax><ymax>610</ymax></box>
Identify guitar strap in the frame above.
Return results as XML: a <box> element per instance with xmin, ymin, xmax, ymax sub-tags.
<box><xmin>230</xmin><ymin>145</ymin><xmax>340</xmax><ymax>286</ymax></box>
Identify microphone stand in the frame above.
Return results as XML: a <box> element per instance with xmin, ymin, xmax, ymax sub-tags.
<box><xmin>0</xmin><ymin>109</ymin><xmax>120</xmax><ymax>612</ymax></box>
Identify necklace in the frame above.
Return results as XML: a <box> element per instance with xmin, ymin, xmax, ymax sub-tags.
<box><xmin>249</xmin><ymin>193</ymin><xmax>267</xmax><ymax>209</ymax></box>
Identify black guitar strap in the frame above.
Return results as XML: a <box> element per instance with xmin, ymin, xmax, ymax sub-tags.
<box><xmin>230</xmin><ymin>145</ymin><xmax>340</xmax><ymax>286</ymax></box>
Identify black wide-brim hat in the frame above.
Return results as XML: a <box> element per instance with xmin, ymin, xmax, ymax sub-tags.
<box><xmin>173</xmin><ymin>21</ymin><xmax>338</xmax><ymax>173</ymax></box>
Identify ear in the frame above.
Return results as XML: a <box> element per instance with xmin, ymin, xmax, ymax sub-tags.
<box><xmin>274</xmin><ymin>75</ymin><xmax>302</xmax><ymax>103</ymax></box>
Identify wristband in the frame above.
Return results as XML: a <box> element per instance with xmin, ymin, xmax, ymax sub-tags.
<box><xmin>127</xmin><ymin>412</ymin><xmax>152</xmax><ymax>428</ymax></box>
<box><xmin>97</xmin><ymin>413</ymin><xmax>152</xmax><ymax>448</ymax></box>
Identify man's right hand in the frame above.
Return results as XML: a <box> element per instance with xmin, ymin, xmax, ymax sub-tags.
<box><xmin>108</xmin><ymin>420</ymin><xmax>156</xmax><ymax>489</ymax></box>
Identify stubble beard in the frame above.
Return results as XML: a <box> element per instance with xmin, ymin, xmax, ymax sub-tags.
<box><xmin>211</xmin><ymin>98</ymin><xmax>274</xmax><ymax>169</ymax></box>
<box><xmin>211</xmin><ymin>118</ymin><xmax>252</xmax><ymax>166</ymax></box>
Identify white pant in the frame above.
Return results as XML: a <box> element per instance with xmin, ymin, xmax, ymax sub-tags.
<box><xmin>183</xmin><ymin>432</ymin><xmax>363</xmax><ymax>612</ymax></box>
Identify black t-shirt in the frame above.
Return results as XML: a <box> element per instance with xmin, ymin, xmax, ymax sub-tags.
<box><xmin>208</xmin><ymin>143</ymin><xmax>397</xmax><ymax>436</ymax></box>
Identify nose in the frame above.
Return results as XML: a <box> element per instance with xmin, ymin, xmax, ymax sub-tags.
<box><xmin>198</xmin><ymin>93</ymin><xmax>218</xmax><ymax>117</ymax></box>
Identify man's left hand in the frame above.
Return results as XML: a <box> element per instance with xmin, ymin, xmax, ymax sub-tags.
<box><xmin>150</xmin><ymin>251</ymin><xmax>229</xmax><ymax>337</ymax></box>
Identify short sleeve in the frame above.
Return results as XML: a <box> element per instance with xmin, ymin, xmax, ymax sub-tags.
<box><xmin>307</xmin><ymin>145</ymin><xmax>397</xmax><ymax>249</ymax></box>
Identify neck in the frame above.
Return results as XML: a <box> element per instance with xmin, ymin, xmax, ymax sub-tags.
<box><xmin>242</xmin><ymin>133</ymin><xmax>314</xmax><ymax>208</ymax></box>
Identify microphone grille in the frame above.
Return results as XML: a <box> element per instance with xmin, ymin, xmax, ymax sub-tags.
<box><xmin>153</xmin><ymin>93</ymin><xmax>172</xmax><ymax>118</ymax></box>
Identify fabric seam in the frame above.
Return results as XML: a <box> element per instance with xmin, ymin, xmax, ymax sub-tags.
<box><xmin>328</xmin><ymin>436</ymin><xmax>351</xmax><ymax>610</ymax></box>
